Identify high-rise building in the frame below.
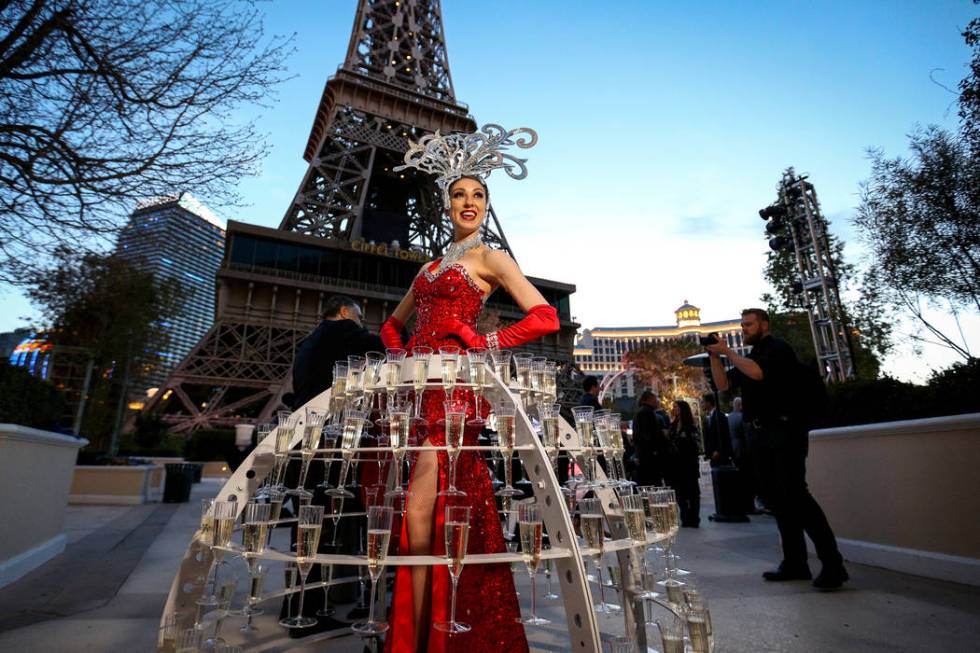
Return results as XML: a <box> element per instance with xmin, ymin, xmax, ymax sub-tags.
<box><xmin>117</xmin><ymin>193</ymin><xmax>225</xmax><ymax>391</ymax></box>
<box><xmin>574</xmin><ymin>301</ymin><xmax>751</xmax><ymax>400</ymax></box>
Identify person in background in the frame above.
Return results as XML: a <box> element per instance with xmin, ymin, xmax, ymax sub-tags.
<box><xmin>668</xmin><ymin>399</ymin><xmax>702</xmax><ymax>527</ymax></box>
<box><xmin>701</xmin><ymin>393</ymin><xmax>732</xmax><ymax>468</ymax></box>
<box><xmin>632</xmin><ymin>389</ymin><xmax>669</xmax><ymax>486</ymax></box>
<box><xmin>580</xmin><ymin>375</ymin><xmax>601</xmax><ymax>409</ymax></box>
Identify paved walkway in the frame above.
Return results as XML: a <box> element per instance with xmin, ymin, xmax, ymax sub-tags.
<box><xmin>0</xmin><ymin>485</ymin><xmax>978</xmax><ymax>652</ymax></box>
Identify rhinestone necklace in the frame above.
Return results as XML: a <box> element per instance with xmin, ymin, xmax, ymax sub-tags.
<box><xmin>438</xmin><ymin>230</ymin><xmax>484</xmax><ymax>274</ymax></box>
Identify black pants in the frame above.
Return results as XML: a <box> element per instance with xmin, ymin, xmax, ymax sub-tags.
<box><xmin>669</xmin><ymin>464</ymin><xmax>700</xmax><ymax>526</ymax></box>
<box><xmin>748</xmin><ymin>422</ymin><xmax>842</xmax><ymax>569</ymax></box>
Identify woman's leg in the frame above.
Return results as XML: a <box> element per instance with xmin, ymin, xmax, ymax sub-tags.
<box><xmin>406</xmin><ymin>446</ymin><xmax>438</xmax><ymax>652</ymax></box>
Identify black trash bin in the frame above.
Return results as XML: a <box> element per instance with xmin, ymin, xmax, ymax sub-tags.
<box><xmin>163</xmin><ymin>463</ymin><xmax>194</xmax><ymax>503</ymax></box>
<box><xmin>708</xmin><ymin>463</ymin><xmax>750</xmax><ymax>522</ymax></box>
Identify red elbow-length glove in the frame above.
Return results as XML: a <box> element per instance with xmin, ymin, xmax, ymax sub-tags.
<box><xmin>380</xmin><ymin>315</ymin><xmax>405</xmax><ymax>349</ymax></box>
<box><xmin>442</xmin><ymin>303</ymin><xmax>559</xmax><ymax>350</ymax></box>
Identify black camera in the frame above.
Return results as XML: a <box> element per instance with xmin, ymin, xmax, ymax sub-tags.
<box><xmin>699</xmin><ymin>334</ymin><xmax>719</xmax><ymax>346</ymax></box>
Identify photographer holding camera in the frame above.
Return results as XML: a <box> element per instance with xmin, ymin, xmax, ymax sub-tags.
<box><xmin>703</xmin><ymin>308</ymin><xmax>848</xmax><ymax>590</ymax></box>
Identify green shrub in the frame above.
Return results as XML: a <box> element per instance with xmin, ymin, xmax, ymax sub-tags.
<box><xmin>0</xmin><ymin>361</ymin><xmax>67</xmax><ymax>430</ymax></box>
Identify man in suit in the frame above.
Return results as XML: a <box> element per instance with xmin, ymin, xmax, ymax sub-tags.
<box><xmin>291</xmin><ymin>295</ymin><xmax>384</xmax><ymax>409</ymax></box>
<box><xmin>632</xmin><ymin>389</ymin><xmax>669</xmax><ymax>486</ymax></box>
<box><xmin>701</xmin><ymin>393</ymin><xmax>732</xmax><ymax>467</ymax></box>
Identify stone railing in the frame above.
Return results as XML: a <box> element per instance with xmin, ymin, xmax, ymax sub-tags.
<box><xmin>0</xmin><ymin>424</ymin><xmax>88</xmax><ymax>588</ymax></box>
<box><xmin>808</xmin><ymin>412</ymin><xmax>980</xmax><ymax>585</ymax></box>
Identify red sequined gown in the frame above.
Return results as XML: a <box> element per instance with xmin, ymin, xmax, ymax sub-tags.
<box><xmin>385</xmin><ymin>261</ymin><xmax>529</xmax><ymax>653</ymax></box>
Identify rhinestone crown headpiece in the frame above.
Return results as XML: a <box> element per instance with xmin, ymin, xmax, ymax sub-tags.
<box><xmin>394</xmin><ymin>124</ymin><xmax>537</xmax><ymax>206</ymax></box>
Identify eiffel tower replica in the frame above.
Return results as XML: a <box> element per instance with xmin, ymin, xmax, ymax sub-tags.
<box><xmin>145</xmin><ymin>0</ymin><xmax>578</xmax><ymax>432</ymax></box>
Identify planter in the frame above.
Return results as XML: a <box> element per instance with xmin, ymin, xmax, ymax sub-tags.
<box><xmin>0</xmin><ymin>424</ymin><xmax>88</xmax><ymax>588</ymax></box>
<box><xmin>69</xmin><ymin>464</ymin><xmax>165</xmax><ymax>505</ymax></box>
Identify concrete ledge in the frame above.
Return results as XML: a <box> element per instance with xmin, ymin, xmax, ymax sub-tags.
<box><xmin>838</xmin><ymin>538</ymin><xmax>980</xmax><ymax>587</ymax></box>
<box><xmin>70</xmin><ymin>465</ymin><xmax>163</xmax><ymax>505</ymax></box>
<box><xmin>0</xmin><ymin>534</ymin><xmax>66</xmax><ymax>589</ymax></box>
<box><xmin>0</xmin><ymin>424</ymin><xmax>86</xmax><ymax>587</ymax></box>
<box><xmin>808</xmin><ymin>412</ymin><xmax>980</xmax><ymax>582</ymax></box>
<box><xmin>68</xmin><ymin>494</ymin><xmax>149</xmax><ymax>506</ymax></box>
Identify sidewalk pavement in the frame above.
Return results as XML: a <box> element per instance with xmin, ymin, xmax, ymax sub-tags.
<box><xmin>0</xmin><ymin>486</ymin><xmax>978</xmax><ymax>652</ymax></box>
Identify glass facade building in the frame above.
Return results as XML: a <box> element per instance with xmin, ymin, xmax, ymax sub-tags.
<box><xmin>117</xmin><ymin>193</ymin><xmax>225</xmax><ymax>390</ymax></box>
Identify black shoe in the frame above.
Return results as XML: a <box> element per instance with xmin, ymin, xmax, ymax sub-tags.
<box><xmin>813</xmin><ymin>566</ymin><xmax>849</xmax><ymax>590</ymax></box>
<box><xmin>762</xmin><ymin>565</ymin><xmax>812</xmax><ymax>581</ymax></box>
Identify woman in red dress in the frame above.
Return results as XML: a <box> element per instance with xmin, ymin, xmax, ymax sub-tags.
<box><xmin>380</xmin><ymin>171</ymin><xmax>559</xmax><ymax>652</ymax></box>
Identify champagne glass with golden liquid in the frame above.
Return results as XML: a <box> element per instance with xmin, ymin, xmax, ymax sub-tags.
<box><xmin>538</xmin><ymin>402</ymin><xmax>561</xmax><ymax>474</ymax></box>
<box><xmin>433</xmin><ymin>506</ymin><xmax>471</xmax><ymax>635</ymax></box>
<box><xmin>439</xmin><ymin>346</ymin><xmax>460</xmax><ymax>399</ymax></box>
<box><xmin>488</xmin><ymin>349</ymin><xmax>513</xmax><ymax>388</ymax></box>
<box><xmin>347</xmin><ymin>354</ymin><xmax>367</xmax><ymax>409</ymax></box>
<box><xmin>351</xmin><ymin>505</ymin><xmax>395</xmax><ymax>635</ymax></box>
<box><xmin>579</xmin><ymin>498</ymin><xmax>618</xmax><ymax>614</ymax></box>
<box><xmin>383</xmin><ymin>348</ymin><xmax>407</xmax><ymax>414</ymax></box>
<box><xmin>383</xmin><ymin>397</ymin><xmax>412</xmax><ymax>501</ymax></box>
<box><xmin>493</xmin><ymin>402</ymin><xmax>521</xmax><ymax>498</ymax></box>
<box><xmin>280</xmin><ymin>505</ymin><xmax>324</xmax><ymax>628</ymax></box>
<box><xmin>410</xmin><ymin>346</ymin><xmax>432</xmax><ymax>423</ymax></box>
<box><xmin>438</xmin><ymin>399</ymin><xmax>467</xmax><ymax>497</ymax></box>
<box><xmin>466</xmin><ymin>347</ymin><xmax>488</xmax><ymax>425</ymax></box>
<box><xmin>271</xmin><ymin>411</ymin><xmax>295</xmax><ymax>489</ymax></box>
<box><xmin>363</xmin><ymin>351</ymin><xmax>386</xmax><ymax>412</ymax></box>
<box><xmin>542</xmin><ymin>361</ymin><xmax>558</xmax><ymax>404</ymax></box>
<box><xmin>518</xmin><ymin>502</ymin><xmax>549</xmax><ymax>626</ymax></box>
<box><xmin>240</xmin><ymin>562</ymin><xmax>268</xmax><ymax>632</ymax></box>
<box><xmin>326</xmin><ymin>408</ymin><xmax>367</xmax><ymax>499</ymax></box>
<box><xmin>513</xmin><ymin>353</ymin><xmax>533</xmax><ymax>408</ymax></box>
<box><xmin>290</xmin><ymin>408</ymin><xmax>326</xmax><ymax>501</ymax></box>
<box><xmin>572</xmin><ymin>406</ymin><xmax>596</xmax><ymax>487</ymax></box>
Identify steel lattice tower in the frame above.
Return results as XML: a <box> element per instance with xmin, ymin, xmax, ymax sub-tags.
<box><xmin>768</xmin><ymin>168</ymin><xmax>855</xmax><ymax>382</ymax></box>
<box><xmin>142</xmin><ymin>0</ymin><xmax>575</xmax><ymax>432</ymax></box>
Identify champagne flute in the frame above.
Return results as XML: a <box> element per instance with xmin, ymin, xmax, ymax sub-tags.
<box><xmin>439</xmin><ymin>346</ymin><xmax>460</xmax><ymax>399</ymax></box>
<box><xmin>572</xmin><ymin>406</ymin><xmax>596</xmax><ymax>487</ymax></box>
<box><xmin>347</xmin><ymin>354</ymin><xmax>366</xmax><ymax>408</ymax></box>
<box><xmin>579</xmin><ymin>498</ymin><xmax>617</xmax><ymax>614</ymax></box>
<box><xmin>292</xmin><ymin>408</ymin><xmax>326</xmax><ymax>500</ymax></box>
<box><xmin>488</xmin><ymin>349</ymin><xmax>513</xmax><ymax>387</ymax></box>
<box><xmin>607</xmin><ymin>412</ymin><xmax>630</xmax><ymax>486</ymax></box>
<box><xmin>513</xmin><ymin>353</ymin><xmax>533</xmax><ymax>407</ymax></box>
<box><xmin>438</xmin><ymin>399</ymin><xmax>467</xmax><ymax>497</ymax></box>
<box><xmin>240</xmin><ymin>563</ymin><xmax>268</xmax><ymax>632</ymax></box>
<box><xmin>465</xmin><ymin>347</ymin><xmax>488</xmax><ymax>424</ymax></box>
<box><xmin>384</xmin><ymin>348</ymin><xmax>407</xmax><ymax>413</ymax></box>
<box><xmin>530</xmin><ymin>356</ymin><xmax>547</xmax><ymax>403</ymax></box>
<box><xmin>327</xmin><ymin>408</ymin><xmax>367</xmax><ymax>499</ymax></box>
<box><xmin>657</xmin><ymin>613</ymin><xmax>686</xmax><ymax>653</ymax></box>
<box><xmin>538</xmin><ymin>402</ymin><xmax>561</xmax><ymax>473</ymax></box>
<box><xmin>542</xmin><ymin>557</ymin><xmax>560</xmax><ymax>600</ymax></box>
<box><xmin>542</xmin><ymin>361</ymin><xmax>558</xmax><ymax>403</ymax></box>
<box><xmin>205</xmin><ymin>579</ymin><xmax>236</xmax><ymax>647</ymax></box>
<box><xmin>352</xmin><ymin>505</ymin><xmax>395</xmax><ymax>635</ymax></box>
<box><xmin>196</xmin><ymin>500</ymin><xmax>236</xmax><ymax>625</ymax></box>
<box><xmin>493</xmin><ymin>402</ymin><xmax>520</xmax><ymax>497</ymax></box>
<box><xmin>364</xmin><ymin>351</ymin><xmax>386</xmax><ymax>412</ymax></box>
<box><xmin>517</xmin><ymin>502</ymin><xmax>549</xmax><ymax>625</ymax></box>
<box><xmin>263</xmin><ymin>488</ymin><xmax>285</xmax><ymax>551</ymax></box>
<box><xmin>411</xmin><ymin>346</ymin><xmax>433</xmax><ymax>422</ymax></box>
<box><xmin>272</xmin><ymin>411</ymin><xmax>295</xmax><ymax>488</ymax></box>
<box><xmin>593</xmin><ymin>409</ymin><xmax>612</xmax><ymax>487</ymax></box>
<box><xmin>433</xmin><ymin>506</ymin><xmax>471</xmax><ymax>635</ymax></box>
<box><xmin>330</xmin><ymin>361</ymin><xmax>349</xmax><ymax>425</ymax></box>
<box><xmin>241</xmin><ymin>502</ymin><xmax>271</xmax><ymax>580</ymax></box>
<box><xmin>621</xmin><ymin>494</ymin><xmax>647</xmax><ymax>548</ymax></box>
<box><xmin>281</xmin><ymin>505</ymin><xmax>324</xmax><ymax>628</ymax></box>
<box><xmin>384</xmin><ymin>398</ymin><xmax>411</xmax><ymax>500</ymax></box>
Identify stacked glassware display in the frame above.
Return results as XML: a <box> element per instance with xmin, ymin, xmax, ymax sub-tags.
<box><xmin>159</xmin><ymin>348</ymin><xmax>713</xmax><ymax>652</ymax></box>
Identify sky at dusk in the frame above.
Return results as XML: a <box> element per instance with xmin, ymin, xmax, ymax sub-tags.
<box><xmin>1</xmin><ymin>0</ymin><xmax>977</xmax><ymax>381</ymax></box>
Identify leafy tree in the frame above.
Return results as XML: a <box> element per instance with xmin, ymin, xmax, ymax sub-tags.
<box><xmin>25</xmin><ymin>246</ymin><xmax>182</xmax><ymax>450</ymax></box>
<box><xmin>0</xmin><ymin>0</ymin><xmax>291</xmax><ymax>282</ymax></box>
<box><xmin>852</xmin><ymin>10</ymin><xmax>979</xmax><ymax>363</ymax></box>
<box><xmin>625</xmin><ymin>338</ymin><xmax>708</xmax><ymax>408</ymax></box>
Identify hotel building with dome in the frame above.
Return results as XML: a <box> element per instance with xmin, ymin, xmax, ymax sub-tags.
<box><xmin>573</xmin><ymin>301</ymin><xmax>751</xmax><ymax>400</ymax></box>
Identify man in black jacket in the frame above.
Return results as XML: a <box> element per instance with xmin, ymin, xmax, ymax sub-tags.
<box><xmin>291</xmin><ymin>295</ymin><xmax>384</xmax><ymax>409</ymax></box>
<box><xmin>701</xmin><ymin>393</ymin><xmax>732</xmax><ymax>467</ymax></box>
<box><xmin>632</xmin><ymin>390</ymin><xmax>669</xmax><ymax>487</ymax></box>
<box><xmin>706</xmin><ymin>308</ymin><xmax>847</xmax><ymax>590</ymax></box>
